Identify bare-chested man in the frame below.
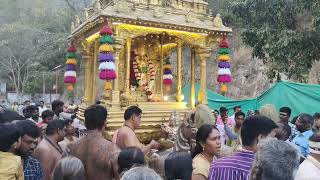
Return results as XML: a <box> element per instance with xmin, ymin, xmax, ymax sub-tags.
<box><xmin>115</xmin><ymin>106</ymin><xmax>160</xmax><ymax>154</ymax></box>
<box><xmin>68</xmin><ymin>105</ymin><xmax>120</xmax><ymax>180</ymax></box>
<box><xmin>34</xmin><ymin>120</ymin><xmax>66</xmax><ymax>180</ymax></box>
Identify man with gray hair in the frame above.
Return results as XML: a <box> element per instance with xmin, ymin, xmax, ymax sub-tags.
<box><xmin>250</xmin><ymin>138</ymin><xmax>300</xmax><ymax>180</ymax></box>
<box><xmin>120</xmin><ymin>166</ymin><xmax>162</xmax><ymax>180</ymax></box>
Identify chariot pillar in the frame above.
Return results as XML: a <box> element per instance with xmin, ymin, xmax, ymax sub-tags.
<box><xmin>197</xmin><ymin>47</ymin><xmax>211</xmax><ymax>105</ymax></box>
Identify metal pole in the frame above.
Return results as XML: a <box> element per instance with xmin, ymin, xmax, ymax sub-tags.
<box><xmin>160</xmin><ymin>34</ymin><xmax>164</xmax><ymax>96</ymax></box>
<box><xmin>176</xmin><ymin>40</ymin><xmax>182</xmax><ymax>102</ymax></box>
<box><xmin>125</xmin><ymin>38</ymin><xmax>132</xmax><ymax>94</ymax></box>
<box><xmin>42</xmin><ymin>72</ymin><xmax>45</xmax><ymax>97</ymax></box>
<box><xmin>55</xmin><ymin>70</ymin><xmax>58</xmax><ymax>94</ymax></box>
<box><xmin>190</xmin><ymin>48</ymin><xmax>195</xmax><ymax>108</ymax></box>
<box><xmin>92</xmin><ymin>42</ymin><xmax>98</xmax><ymax>104</ymax></box>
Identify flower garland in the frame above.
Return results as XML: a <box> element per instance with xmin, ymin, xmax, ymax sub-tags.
<box><xmin>217</xmin><ymin>37</ymin><xmax>232</xmax><ymax>94</ymax></box>
<box><xmin>163</xmin><ymin>58</ymin><xmax>173</xmax><ymax>93</ymax></box>
<box><xmin>98</xmin><ymin>25</ymin><xmax>116</xmax><ymax>90</ymax></box>
<box><xmin>132</xmin><ymin>57</ymin><xmax>141</xmax><ymax>84</ymax></box>
<box><xmin>64</xmin><ymin>45</ymin><xmax>77</xmax><ymax>91</ymax></box>
<box><xmin>132</xmin><ymin>55</ymin><xmax>155</xmax><ymax>99</ymax></box>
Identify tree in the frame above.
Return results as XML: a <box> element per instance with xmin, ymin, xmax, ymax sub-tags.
<box><xmin>0</xmin><ymin>0</ymin><xmax>81</xmax><ymax>94</ymax></box>
<box><xmin>230</xmin><ymin>0</ymin><xmax>320</xmax><ymax>81</ymax></box>
<box><xmin>0</xmin><ymin>24</ymin><xmax>41</xmax><ymax>94</ymax></box>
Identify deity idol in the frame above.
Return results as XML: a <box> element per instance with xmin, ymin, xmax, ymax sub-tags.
<box><xmin>133</xmin><ymin>54</ymin><xmax>156</xmax><ymax>100</ymax></box>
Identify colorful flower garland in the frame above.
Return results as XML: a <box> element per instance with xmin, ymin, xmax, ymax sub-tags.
<box><xmin>98</xmin><ymin>25</ymin><xmax>116</xmax><ymax>90</ymax></box>
<box><xmin>163</xmin><ymin>58</ymin><xmax>173</xmax><ymax>93</ymax></box>
<box><xmin>64</xmin><ymin>45</ymin><xmax>77</xmax><ymax>91</ymax></box>
<box><xmin>132</xmin><ymin>57</ymin><xmax>141</xmax><ymax>84</ymax></box>
<box><xmin>132</xmin><ymin>55</ymin><xmax>155</xmax><ymax>99</ymax></box>
<box><xmin>217</xmin><ymin>37</ymin><xmax>232</xmax><ymax>93</ymax></box>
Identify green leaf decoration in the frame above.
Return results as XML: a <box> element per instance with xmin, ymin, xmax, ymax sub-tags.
<box><xmin>66</xmin><ymin>52</ymin><xmax>76</xmax><ymax>58</ymax></box>
<box><xmin>219</xmin><ymin>48</ymin><xmax>230</xmax><ymax>55</ymax></box>
<box><xmin>99</xmin><ymin>35</ymin><xmax>113</xmax><ymax>44</ymax></box>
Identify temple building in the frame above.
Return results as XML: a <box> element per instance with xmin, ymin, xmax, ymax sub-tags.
<box><xmin>70</xmin><ymin>0</ymin><xmax>232</xmax><ymax>142</ymax></box>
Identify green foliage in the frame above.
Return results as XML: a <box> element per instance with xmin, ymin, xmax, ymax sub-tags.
<box><xmin>99</xmin><ymin>36</ymin><xmax>114</xmax><ymax>44</ymax></box>
<box><xmin>67</xmin><ymin>52</ymin><xmax>77</xmax><ymax>58</ymax></box>
<box><xmin>23</xmin><ymin>71</ymin><xmax>61</xmax><ymax>93</ymax></box>
<box><xmin>219</xmin><ymin>48</ymin><xmax>230</xmax><ymax>55</ymax></box>
<box><xmin>208</xmin><ymin>0</ymin><xmax>320</xmax><ymax>81</ymax></box>
<box><xmin>0</xmin><ymin>0</ymin><xmax>80</xmax><ymax>93</ymax></box>
<box><xmin>229</xmin><ymin>0</ymin><xmax>320</xmax><ymax>81</ymax></box>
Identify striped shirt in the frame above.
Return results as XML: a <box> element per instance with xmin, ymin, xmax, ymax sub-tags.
<box><xmin>208</xmin><ymin>151</ymin><xmax>255</xmax><ymax>180</ymax></box>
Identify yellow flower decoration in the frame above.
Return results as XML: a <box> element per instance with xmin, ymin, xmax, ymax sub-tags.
<box><xmin>66</xmin><ymin>58</ymin><xmax>77</xmax><ymax>65</ymax></box>
<box><xmin>67</xmin><ymin>84</ymin><xmax>74</xmax><ymax>91</ymax></box>
<box><xmin>99</xmin><ymin>44</ymin><xmax>114</xmax><ymax>52</ymax></box>
<box><xmin>218</xmin><ymin>55</ymin><xmax>230</xmax><ymax>61</ymax></box>
<box><xmin>220</xmin><ymin>84</ymin><xmax>228</xmax><ymax>93</ymax></box>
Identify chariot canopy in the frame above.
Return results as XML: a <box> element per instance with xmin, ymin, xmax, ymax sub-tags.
<box><xmin>70</xmin><ymin>0</ymin><xmax>232</xmax><ymax>142</ymax></box>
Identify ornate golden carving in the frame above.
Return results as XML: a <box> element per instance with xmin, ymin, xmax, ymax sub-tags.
<box><xmin>75</xmin><ymin>15</ymin><xmax>81</xmax><ymax>27</ymax></box>
<box><xmin>176</xmin><ymin>40</ymin><xmax>183</xmax><ymax>102</ymax></box>
<box><xmin>91</xmin><ymin>42</ymin><xmax>99</xmax><ymax>104</ymax></box>
<box><xmin>71</xmin><ymin>22</ymin><xmax>75</xmax><ymax>33</ymax></box>
<box><xmin>115</xmin><ymin>0</ymin><xmax>130</xmax><ymax>13</ymax></box>
<box><xmin>87</xmin><ymin>7</ymin><xmax>94</xmax><ymax>17</ymax></box>
<box><xmin>84</xmin><ymin>8</ymin><xmax>89</xmax><ymax>19</ymax></box>
<box><xmin>72</xmin><ymin>0</ymin><xmax>232</xmax><ymax>144</ymax></box>
<box><xmin>112</xmin><ymin>37</ymin><xmax>125</xmax><ymax>93</ymax></box>
<box><xmin>153</xmin><ymin>7</ymin><xmax>165</xmax><ymax>18</ymax></box>
<box><xmin>100</xmin><ymin>0</ymin><xmax>112</xmax><ymax>8</ymax></box>
<box><xmin>149</xmin><ymin>0</ymin><xmax>160</xmax><ymax>5</ymax></box>
<box><xmin>161</xmin><ymin>0</ymin><xmax>172</xmax><ymax>7</ymax></box>
<box><xmin>92</xmin><ymin>0</ymin><xmax>102</xmax><ymax>13</ymax></box>
<box><xmin>185</xmin><ymin>13</ymin><xmax>197</xmax><ymax>23</ymax></box>
<box><xmin>83</xmin><ymin>53</ymin><xmax>93</xmax><ymax>104</ymax></box>
<box><xmin>115</xmin><ymin>24</ymin><xmax>207</xmax><ymax>47</ymax></box>
<box><xmin>197</xmin><ymin>47</ymin><xmax>211</xmax><ymax>104</ymax></box>
<box><xmin>125</xmin><ymin>38</ymin><xmax>132</xmax><ymax>94</ymax></box>
<box><xmin>213</xmin><ymin>14</ymin><xmax>226</xmax><ymax>28</ymax></box>
<box><xmin>120</xmin><ymin>92</ymin><xmax>129</xmax><ymax>109</ymax></box>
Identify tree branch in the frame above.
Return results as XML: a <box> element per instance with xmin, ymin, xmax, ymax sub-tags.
<box><xmin>0</xmin><ymin>52</ymin><xmax>19</xmax><ymax>91</ymax></box>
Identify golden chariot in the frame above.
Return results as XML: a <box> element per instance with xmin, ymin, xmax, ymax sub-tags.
<box><xmin>70</xmin><ymin>0</ymin><xmax>232</xmax><ymax>143</ymax></box>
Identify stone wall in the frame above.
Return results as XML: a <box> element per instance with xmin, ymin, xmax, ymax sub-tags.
<box><xmin>7</xmin><ymin>93</ymin><xmax>60</xmax><ymax>104</ymax></box>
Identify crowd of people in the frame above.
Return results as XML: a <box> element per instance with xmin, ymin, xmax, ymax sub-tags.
<box><xmin>0</xmin><ymin>100</ymin><xmax>319</xmax><ymax>180</ymax></box>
